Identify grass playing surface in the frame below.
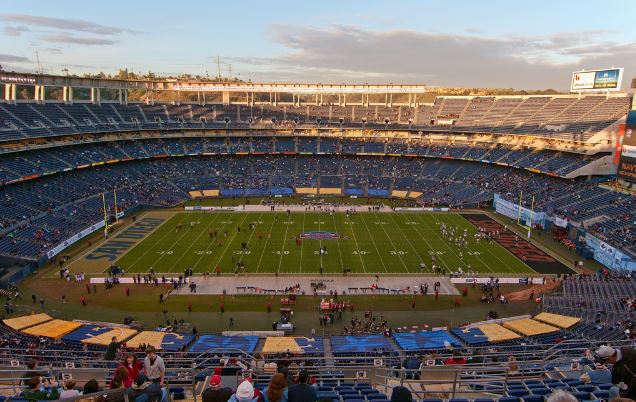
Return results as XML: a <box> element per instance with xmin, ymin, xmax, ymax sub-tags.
<box><xmin>114</xmin><ymin>212</ymin><xmax>535</xmax><ymax>275</ymax></box>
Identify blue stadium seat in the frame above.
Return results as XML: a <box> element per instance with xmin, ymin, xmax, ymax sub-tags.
<box><xmin>498</xmin><ymin>397</ymin><xmax>521</xmax><ymax>402</ymax></box>
<box><xmin>596</xmin><ymin>384</ymin><xmax>615</xmax><ymax>391</ymax></box>
<box><xmin>529</xmin><ymin>388</ymin><xmax>551</xmax><ymax>396</ymax></box>
<box><xmin>507</xmin><ymin>389</ymin><xmax>529</xmax><ymax>397</ymax></box>
<box><xmin>571</xmin><ymin>392</ymin><xmax>590</xmax><ymax>401</ymax></box>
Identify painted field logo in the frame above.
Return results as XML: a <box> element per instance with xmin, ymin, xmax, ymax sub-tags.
<box><xmin>295</xmin><ymin>231</ymin><xmax>348</xmax><ymax>240</ymax></box>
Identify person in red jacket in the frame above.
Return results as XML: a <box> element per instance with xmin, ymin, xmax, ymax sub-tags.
<box><xmin>444</xmin><ymin>350</ymin><xmax>467</xmax><ymax>365</ymax></box>
<box><xmin>120</xmin><ymin>352</ymin><xmax>143</xmax><ymax>388</ymax></box>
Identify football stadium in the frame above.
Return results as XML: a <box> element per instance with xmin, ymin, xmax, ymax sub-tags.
<box><xmin>0</xmin><ymin>2</ymin><xmax>635</xmax><ymax>402</ymax></box>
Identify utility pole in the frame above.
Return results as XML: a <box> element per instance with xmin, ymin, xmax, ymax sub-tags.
<box><xmin>228</xmin><ymin>64</ymin><xmax>232</xmax><ymax>81</ymax></box>
<box><xmin>216</xmin><ymin>56</ymin><xmax>221</xmax><ymax>81</ymax></box>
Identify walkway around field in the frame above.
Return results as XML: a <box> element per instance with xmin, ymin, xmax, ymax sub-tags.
<box><xmin>173</xmin><ymin>275</ymin><xmax>460</xmax><ymax>295</ymax></box>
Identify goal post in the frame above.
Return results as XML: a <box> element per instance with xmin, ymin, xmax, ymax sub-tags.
<box><xmin>102</xmin><ymin>189</ymin><xmax>119</xmax><ymax>236</ymax></box>
<box><xmin>516</xmin><ymin>191</ymin><xmax>535</xmax><ymax>238</ymax></box>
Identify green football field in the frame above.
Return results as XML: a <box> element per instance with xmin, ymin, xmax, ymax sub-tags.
<box><xmin>114</xmin><ymin>211</ymin><xmax>535</xmax><ymax>275</ymax></box>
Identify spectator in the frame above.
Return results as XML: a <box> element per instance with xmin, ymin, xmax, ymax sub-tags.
<box><xmin>104</xmin><ymin>336</ymin><xmax>120</xmax><ymax>360</ymax></box>
<box><xmin>83</xmin><ymin>379</ymin><xmax>100</xmax><ymax>395</ymax></box>
<box><xmin>263</xmin><ymin>373</ymin><xmax>288</xmax><ymax>402</ymax></box>
<box><xmin>127</xmin><ymin>374</ymin><xmax>166</xmax><ymax>402</ymax></box>
<box><xmin>287</xmin><ymin>370</ymin><xmax>317</xmax><ymax>402</ymax></box>
<box><xmin>22</xmin><ymin>360</ymin><xmax>46</xmax><ymax>385</ymax></box>
<box><xmin>23</xmin><ymin>376</ymin><xmax>59</xmax><ymax>401</ymax></box>
<box><xmin>596</xmin><ymin>345</ymin><xmax>636</xmax><ymax>400</ymax></box>
<box><xmin>202</xmin><ymin>375</ymin><xmax>233</xmax><ymax>402</ymax></box>
<box><xmin>59</xmin><ymin>379</ymin><xmax>80</xmax><ymax>399</ymax></box>
<box><xmin>390</xmin><ymin>386</ymin><xmax>413</xmax><ymax>402</ymax></box>
<box><xmin>546</xmin><ymin>390</ymin><xmax>577</xmax><ymax>402</ymax></box>
<box><xmin>444</xmin><ymin>350</ymin><xmax>467</xmax><ymax>365</ymax></box>
<box><xmin>144</xmin><ymin>346</ymin><xmax>165</xmax><ymax>385</ymax></box>
<box><xmin>229</xmin><ymin>379</ymin><xmax>261</xmax><ymax>402</ymax></box>
<box><xmin>120</xmin><ymin>352</ymin><xmax>143</xmax><ymax>388</ymax></box>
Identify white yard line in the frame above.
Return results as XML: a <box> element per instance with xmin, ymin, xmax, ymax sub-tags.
<box><xmin>370</xmin><ymin>212</ymin><xmax>410</xmax><ymax>273</ymax></box>
<box><xmin>358</xmin><ymin>213</ymin><xmax>389</xmax><ymax>273</ymax></box>
<box><xmin>255</xmin><ymin>214</ymin><xmax>279</xmax><ymax>273</ymax></box>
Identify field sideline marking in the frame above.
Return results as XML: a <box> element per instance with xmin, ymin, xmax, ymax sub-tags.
<box><xmin>370</xmin><ymin>212</ymin><xmax>410</xmax><ymax>273</ymax></box>
<box><xmin>357</xmin><ymin>213</ymin><xmax>389</xmax><ymax>273</ymax></box>
<box><xmin>386</xmin><ymin>213</ymin><xmax>428</xmax><ymax>273</ymax></box>
<box><xmin>119</xmin><ymin>213</ymin><xmax>192</xmax><ymax>272</ymax></box>
<box><xmin>168</xmin><ymin>211</ymin><xmax>226</xmax><ymax>273</ymax></box>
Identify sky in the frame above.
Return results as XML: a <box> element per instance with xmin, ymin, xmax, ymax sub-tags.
<box><xmin>0</xmin><ymin>0</ymin><xmax>634</xmax><ymax>90</ymax></box>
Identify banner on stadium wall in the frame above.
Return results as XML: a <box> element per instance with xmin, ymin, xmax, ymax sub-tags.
<box><xmin>45</xmin><ymin>211</ymin><xmax>124</xmax><ymax>259</ymax></box>
<box><xmin>585</xmin><ymin>232</ymin><xmax>636</xmax><ymax>271</ymax></box>
<box><xmin>552</xmin><ymin>216</ymin><xmax>569</xmax><ymax>228</ymax></box>
<box><xmin>185</xmin><ymin>206</ymin><xmax>240</xmax><ymax>211</ymax></box>
<box><xmin>493</xmin><ymin>194</ymin><xmax>546</xmax><ymax>226</ymax></box>
<box><xmin>450</xmin><ymin>277</ymin><xmax>545</xmax><ymax>285</ymax></box>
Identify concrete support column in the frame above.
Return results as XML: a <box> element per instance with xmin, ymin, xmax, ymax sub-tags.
<box><xmin>320</xmin><ymin>94</ymin><xmax>323</xmax><ymax>106</ymax></box>
<box><xmin>273</xmin><ymin>92</ymin><xmax>277</xmax><ymax>107</ymax></box>
<box><xmin>5</xmin><ymin>84</ymin><xmax>17</xmax><ymax>103</ymax></box>
<box><xmin>63</xmin><ymin>86</ymin><xmax>73</xmax><ymax>104</ymax></box>
<box><xmin>343</xmin><ymin>94</ymin><xmax>347</xmax><ymax>107</ymax></box>
<box><xmin>385</xmin><ymin>93</ymin><xmax>388</xmax><ymax>107</ymax></box>
<box><xmin>222</xmin><ymin>91</ymin><xmax>230</xmax><ymax>105</ymax></box>
<box><xmin>315</xmin><ymin>94</ymin><xmax>318</xmax><ymax>106</ymax></box>
<box><xmin>389</xmin><ymin>93</ymin><xmax>393</xmax><ymax>108</ymax></box>
<box><xmin>34</xmin><ymin>85</ymin><xmax>45</xmax><ymax>103</ymax></box>
<box><xmin>91</xmin><ymin>87</ymin><xmax>101</xmax><ymax>104</ymax></box>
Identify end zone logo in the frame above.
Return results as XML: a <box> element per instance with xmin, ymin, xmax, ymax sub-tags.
<box><xmin>294</xmin><ymin>231</ymin><xmax>348</xmax><ymax>240</ymax></box>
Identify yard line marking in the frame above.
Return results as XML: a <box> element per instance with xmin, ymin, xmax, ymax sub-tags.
<box><xmin>423</xmin><ymin>213</ymin><xmax>494</xmax><ymax>274</ymax></box>
<box><xmin>345</xmin><ymin>213</ymin><xmax>366</xmax><ymax>273</ymax></box>
<box><xmin>451</xmin><ymin>214</ymin><xmax>526</xmax><ymax>274</ymax></box>
<box><xmin>237</xmin><ymin>213</ymin><xmax>263</xmax><ymax>264</ymax></box>
<box><xmin>406</xmin><ymin>213</ymin><xmax>450</xmax><ymax>273</ymax></box>
<box><xmin>276</xmin><ymin>212</ymin><xmax>293</xmax><ymax>274</ymax></box>
<box><xmin>167</xmin><ymin>211</ymin><xmax>225</xmax><ymax>273</ymax></box>
<box><xmin>370</xmin><ymin>212</ymin><xmax>409</xmax><ymax>273</ymax></box>
<box><xmin>255</xmin><ymin>213</ymin><xmax>279</xmax><ymax>273</ymax></box>
<box><xmin>211</xmin><ymin>213</ymin><xmax>250</xmax><ymax>272</ymax></box>
<box><xmin>299</xmin><ymin>211</ymin><xmax>306</xmax><ymax>273</ymax></box>
<box><xmin>358</xmin><ymin>213</ymin><xmax>389</xmax><ymax>273</ymax></box>
<box><xmin>330</xmin><ymin>212</ymin><xmax>345</xmax><ymax>272</ymax></box>
<box><xmin>122</xmin><ymin>213</ymin><xmax>192</xmax><ymax>272</ymax></box>
<box><xmin>387</xmin><ymin>213</ymin><xmax>427</xmax><ymax>273</ymax></box>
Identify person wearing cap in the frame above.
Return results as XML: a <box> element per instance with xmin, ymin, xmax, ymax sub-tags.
<box><xmin>228</xmin><ymin>379</ymin><xmax>262</xmax><ymax>402</ymax></box>
<box><xmin>287</xmin><ymin>370</ymin><xmax>317</xmax><ymax>402</ymax></box>
<box><xmin>144</xmin><ymin>346</ymin><xmax>165</xmax><ymax>386</ymax></box>
<box><xmin>202</xmin><ymin>375</ymin><xmax>233</xmax><ymax>402</ymax></box>
<box><xmin>596</xmin><ymin>344</ymin><xmax>636</xmax><ymax>400</ymax></box>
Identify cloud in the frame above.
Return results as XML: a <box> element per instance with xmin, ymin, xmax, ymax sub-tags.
<box><xmin>41</xmin><ymin>34</ymin><xmax>117</xmax><ymax>46</ymax></box>
<box><xmin>3</xmin><ymin>25</ymin><xmax>30</xmax><ymax>36</ymax></box>
<box><xmin>44</xmin><ymin>47</ymin><xmax>63</xmax><ymax>55</ymax></box>
<box><xmin>0</xmin><ymin>53</ymin><xmax>30</xmax><ymax>63</ymax></box>
<box><xmin>231</xmin><ymin>25</ymin><xmax>634</xmax><ymax>89</ymax></box>
<box><xmin>0</xmin><ymin>14</ymin><xmax>137</xmax><ymax>35</ymax></box>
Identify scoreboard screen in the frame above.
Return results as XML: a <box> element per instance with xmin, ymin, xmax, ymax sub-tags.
<box><xmin>617</xmin><ymin>110</ymin><xmax>636</xmax><ymax>183</ymax></box>
<box><xmin>571</xmin><ymin>68</ymin><xmax>623</xmax><ymax>92</ymax></box>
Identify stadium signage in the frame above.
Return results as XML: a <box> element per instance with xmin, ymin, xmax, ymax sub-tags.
<box><xmin>46</xmin><ymin>212</ymin><xmax>124</xmax><ymax>259</ymax></box>
<box><xmin>617</xmin><ymin>111</ymin><xmax>636</xmax><ymax>182</ymax></box>
<box><xmin>570</xmin><ymin>68</ymin><xmax>623</xmax><ymax>92</ymax></box>
<box><xmin>450</xmin><ymin>277</ymin><xmax>545</xmax><ymax>285</ymax></box>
